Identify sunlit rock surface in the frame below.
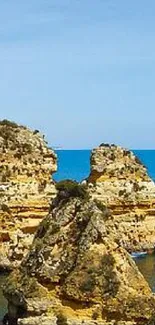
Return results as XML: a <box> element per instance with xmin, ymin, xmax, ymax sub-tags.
<box><xmin>3</xmin><ymin>188</ymin><xmax>155</xmax><ymax>325</ymax></box>
<box><xmin>0</xmin><ymin>120</ymin><xmax>57</xmax><ymax>269</ymax></box>
<box><xmin>88</xmin><ymin>144</ymin><xmax>155</xmax><ymax>252</ymax></box>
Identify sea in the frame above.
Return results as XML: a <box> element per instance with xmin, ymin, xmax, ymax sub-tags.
<box><xmin>53</xmin><ymin>149</ymin><xmax>155</xmax><ymax>182</ymax></box>
<box><xmin>1</xmin><ymin>149</ymin><xmax>155</xmax><ymax>320</ymax></box>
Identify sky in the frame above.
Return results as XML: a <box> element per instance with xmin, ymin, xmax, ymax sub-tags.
<box><xmin>0</xmin><ymin>0</ymin><xmax>155</xmax><ymax>149</ymax></box>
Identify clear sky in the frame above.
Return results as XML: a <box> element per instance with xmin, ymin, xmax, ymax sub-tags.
<box><xmin>0</xmin><ymin>0</ymin><xmax>155</xmax><ymax>149</ymax></box>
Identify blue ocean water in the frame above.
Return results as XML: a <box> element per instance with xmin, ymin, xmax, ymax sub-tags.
<box><xmin>134</xmin><ymin>150</ymin><xmax>155</xmax><ymax>181</ymax></box>
<box><xmin>54</xmin><ymin>149</ymin><xmax>155</xmax><ymax>182</ymax></box>
<box><xmin>54</xmin><ymin>150</ymin><xmax>91</xmax><ymax>182</ymax></box>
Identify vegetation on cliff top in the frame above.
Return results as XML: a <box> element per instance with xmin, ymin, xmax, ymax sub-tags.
<box><xmin>55</xmin><ymin>179</ymin><xmax>88</xmax><ymax>200</ymax></box>
<box><xmin>0</xmin><ymin>119</ymin><xmax>19</xmax><ymax>128</ymax></box>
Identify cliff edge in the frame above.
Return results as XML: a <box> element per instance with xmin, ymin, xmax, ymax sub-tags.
<box><xmin>88</xmin><ymin>144</ymin><xmax>155</xmax><ymax>252</ymax></box>
<box><xmin>0</xmin><ymin>120</ymin><xmax>57</xmax><ymax>269</ymax></box>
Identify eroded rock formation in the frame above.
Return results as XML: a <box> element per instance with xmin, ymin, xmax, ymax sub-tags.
<box><xmin>88</xmin><ymin>144</ymin><xmax>155</xmax><ymax>252</ymax></box>
<box><xmin>0</xmin><ymin>120</ymin><xmax>57</xmax><ymax>269</ymax></box>
<box><xmin>3</xmin><ymin>187</ymin><xmax>155</xmax><ymax>325</ymax></box>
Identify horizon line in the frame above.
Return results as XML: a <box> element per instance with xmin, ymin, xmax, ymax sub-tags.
<box><xmin>52</xmin><ymin>147</ymin><xmax>155</xmax><ymax>151</ymax></box>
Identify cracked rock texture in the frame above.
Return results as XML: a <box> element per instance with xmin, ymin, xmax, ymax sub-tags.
<box><xmin>3</xmin><ymin>192</ymin><xmax>155</xmax><ymax>325</ymax></box>
<box><xmin>0</xmin><ymin>120</ymin><xmax>57</xmax><ymax>269</ymax></box>
<box><xmin>88</xmin><ymin>144</ymin><xmax>155</xmax><ymax>252</ymax></box>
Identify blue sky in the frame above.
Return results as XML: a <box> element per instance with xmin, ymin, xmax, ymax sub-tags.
<box><xmin>0</xmin><ymin>0</ymin><xmax>155</xmax><ymax>149</ymax></box>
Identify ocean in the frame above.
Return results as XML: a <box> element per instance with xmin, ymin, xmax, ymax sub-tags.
<box><xmin>54</xmin><ymin>149</ymin><xmax>155</xmax><ymax>182</ymax></box>
<box><xmin>1</xmin><ymin>149</ymin><xmax>155</xmax><ymax>320</ymax></box>
<box><xmin>53</xmin><ymin>150</ymin><xmax>91</xmax><ymax>182</ymax></box>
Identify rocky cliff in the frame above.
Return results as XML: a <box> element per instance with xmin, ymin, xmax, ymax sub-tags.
<box><xmin>88</xmin><ymin>144</ymin><xmax>155</xmax><ymax>252</ymax></box>
<box><xmin>3</xmin><ymin>185</ymin><xmax>155</xmax><ymax>325</ymax></box>
<box><xmin>0</xmin><ymin>120</ymin><xmax>57</xmax><ymax>269</ymax></box>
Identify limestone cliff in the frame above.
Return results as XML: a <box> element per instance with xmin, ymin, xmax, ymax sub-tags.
<box><xmin>88</xmin><ymin>144</ymin><xmax>155</xmax><ymax>252</ymax></box>
<box><xmin>0</xmin><ymin>120</ymin><xmax>57</xmax><ymax>269</ymax></box>
<box><xmin>3</xmin><ymin>185</ymin><xmax>155</xmax><ymax>325</ymax></box>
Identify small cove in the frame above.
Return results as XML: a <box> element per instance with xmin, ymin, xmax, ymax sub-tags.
<box><xmin>135</xmin><ymin>253</ymin><xmax>155</xmax><ymax>292</ymax></box>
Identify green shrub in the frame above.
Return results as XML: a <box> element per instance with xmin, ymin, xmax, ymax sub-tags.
<box><xmin>0</xmin><ymin>127</ymin><xmax>16</xmax><ymax>142</ymax></box>
<box><xmin>57</xmin><ymin>313</ymin><xmax>68</xmax><ymax>325</ymax></box>
<box><xmin>87</xmin><ymin>267</ymin><xmax>96</xmax><ymax>274</ymax></box>
<box><xmin>0</xmin><ymin>119</ymin><xmax>18</xmax><ymax>128</ymax></box>
<box><xmin>33</xmin><ymin>129</ymin><xmax>39</xmax><ymax>135</ymax></box>
<box><xmin>123</xmin><ymin>150</ymin><xmax>130</xmax><ymax>156</ymax></box>
<box><xmin>119</xmin><ymin>189</ymin><xmax>126</xmax><ymax>196</ymax></box>
<box><xmin>99</xmin><ymin>143</ymin><xmax>116</xmax><ymax>148</ymax></box>
<box><xmin>22</xmin><ymin>143</ymin><xmax>32</xmax><ymax>154</ymax></box>
<box><xmin>101</xmin><ymin>254</ymin><xmax>115</xmax><ymax>267</ymax></box>
<box><xmin>80</xmin><ymin>274</ymin><xmax>96</xmax><ymax>293</ymax></box>
<box><xmin>99</xmin><ymin>143</ymin><xmax>110</xmax><ymax>147</ymax></box>
<box><xmin>1</xmin><ymin>204</ymin><xmax>10</xmax><ymax>213</ymax></box>
<box><xmin>56</xmin><ymin>180</ymin><xmax>88</xmax><ymax>199</ymax></box>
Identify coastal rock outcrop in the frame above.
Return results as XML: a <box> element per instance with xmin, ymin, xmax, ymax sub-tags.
<box><xmin>0</xmin><ymin>120</ymin><xmax>57</xmax><ymax>269</ymax></box>
<box><xmin>88</xmin><ymin>144</ymin><xmax>155</xmax><ymax>252</ymax></box>
<box><xmin>3</xmin><ymin>186</ymin><xmax>155</xmax><ymax>325</ymax></box>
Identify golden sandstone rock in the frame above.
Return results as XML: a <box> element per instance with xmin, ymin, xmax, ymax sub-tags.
<box><xmin>3</xmin><ymin>141</ymin><xmax>155</xmax><ymax>325</ymax></box>
<box><xmin>3</xmin><ymin>187</ymin><xmax>155</xmax><ymax>325</ymax></box>
<box><xmin>88</xmin><ymin>144</ymin><xmax>155</xmax><ymax>252</ymax></box>
<box><xmin>0</xmin><ymin>120</ymin><xmax>57</xmax><ymax>269</ymax></box>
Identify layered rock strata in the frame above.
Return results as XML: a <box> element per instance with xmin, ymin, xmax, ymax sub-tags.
<box><xmin>88</xmin><ymin>144</ymin><xmax>155</xmax><ymax>252</ymax></box>
<box><xmin>3</xmin><ymin>188</ymin><xmax>155</xmax><ymax>325</ymax></box>
<box><xmin>0</xmin><ymin>120</ymin><xmax>57</xmax><ymax>269</ymax></box>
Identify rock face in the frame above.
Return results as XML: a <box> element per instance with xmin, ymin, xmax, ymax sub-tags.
<box><xmin>0</xmin><ymin>120</ymin><xmax>57</xmax><ymax>269</ymax></box>
<box><xmin>3</xmin><ymin>187</ymin><xmax>155</xmax><ymax>325</ymax></box>
<box><xmin>88</xmin><ymin>144</ymin><xmax>155</xmax><ymax>252</ymax></box>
